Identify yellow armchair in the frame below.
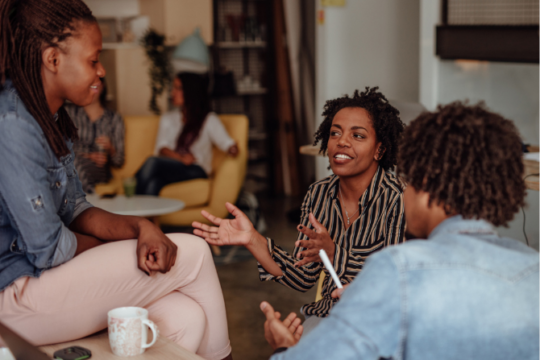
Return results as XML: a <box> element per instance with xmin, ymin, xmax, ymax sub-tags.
<box><xmin>95</xmin><ymin>114</ymin><xmax>248</xmax><ymax>227</ymax></box>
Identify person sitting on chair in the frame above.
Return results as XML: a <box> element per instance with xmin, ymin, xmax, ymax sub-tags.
<box><xmin>135</xmin><ymin>72</ymin><xmax>238</xmax><ymax>196</ymax></box>
<box><xmin>65</xmin><ymin>77</ymin><xmax>125</xmax><ymax>194</ymax></box>
<box><xmin>193</xmin><ymin>87</ymin><xmax>406</xmax><ymax>334</ymax></box>
<box><xmin>258</xmin><ymin>102</ymin><xmax>539</xmax><ymax>360</ymax></box>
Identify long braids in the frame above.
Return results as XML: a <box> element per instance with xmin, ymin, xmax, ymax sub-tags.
<box><xmin>0</xmin><ymin>0</ymin><xmax>95</xmax><ymax>158</ymax></box>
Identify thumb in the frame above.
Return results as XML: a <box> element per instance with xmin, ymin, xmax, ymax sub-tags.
<box><xmin>260</xmin><ymin>301</ymin><xmax>276</xmax><ymax>321</ymax></box>
<box><xmin>309</xmin><ymin>213</ymin><xmax>323</xmax><ymax>232</ymax></box>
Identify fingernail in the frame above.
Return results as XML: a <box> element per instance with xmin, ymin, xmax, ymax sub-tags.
<box><xmin>260</xmin><ymin>302</ymin><xmax>267</xmax><ymax>310</ymax></box>
<box><xmin>299</xmin><ymin>225</ymin><xmax>303</xmax><ymax>229</ymax></box>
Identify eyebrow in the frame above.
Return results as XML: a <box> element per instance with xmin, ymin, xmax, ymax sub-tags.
<box><xmin>331</xmin><ymin>124</ymin><xmax>368</xmax><ymax>131</ymax></box>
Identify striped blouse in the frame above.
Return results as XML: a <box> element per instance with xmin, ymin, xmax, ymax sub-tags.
<box><xmin>65</xmin><ymin>105</ymin><xmax>125</xmax><ymax>193</ymax></box>
<box><xmin>258</xmin><ymin>166</ymin><xmax>405</xmax><ymax>317</ymax></box>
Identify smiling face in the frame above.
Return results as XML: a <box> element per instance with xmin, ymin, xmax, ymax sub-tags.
<box><xmin>54</xmin><ymin>21</ymin><xmax>105</xmax><ymax>107</ymax></box>
<box><xmin>327</xmin><ymin>107</ymin><xmax>382</xmax><ymax>178</ymax></box>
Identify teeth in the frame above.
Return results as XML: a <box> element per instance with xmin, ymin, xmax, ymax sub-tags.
<box><xmin>90</xmin><ymin>85</ymin><xmax>98</xmax><ymax>89</ymax></box>
<box><xmin>335</xmin><ymin>154</ymin><xmax>352</xmax><ymax>160</ymax></box>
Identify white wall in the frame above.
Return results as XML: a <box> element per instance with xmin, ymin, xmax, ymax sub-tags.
<box><xmin>419</xmin><ymin>0</ymin><xmax>539</xmax><ymax>249</ymax></box>
<box><xmin>315</xmin><ymin>0</ymin><xmax>420</xmax><ymax>179</ymax></box>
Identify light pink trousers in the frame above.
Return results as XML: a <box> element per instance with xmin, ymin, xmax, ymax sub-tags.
<box><xmin>0</xmin><ymin>234</ymin><xmax>231</xmax><ymax>360</ymax></box>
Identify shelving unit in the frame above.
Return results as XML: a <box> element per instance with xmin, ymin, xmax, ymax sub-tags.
<box><xmin>211</xmin><ymin>0</ymin><xmax>275</xmax><ymax>194</ymax></box>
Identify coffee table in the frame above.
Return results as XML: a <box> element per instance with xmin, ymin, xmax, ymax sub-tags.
<box><xmin>40</xmin><ymin>331</ymin><xmax>203</xmax><ymax>360</ymax></box>
<box><xmin>86</xmin><ymin>194</ymin><xmax>184</xmax><ymax>225</ymax></box>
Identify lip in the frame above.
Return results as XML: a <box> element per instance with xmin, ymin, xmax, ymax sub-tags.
<box><xmin>331</xmin><ymin>152</ymin><xmax>354</xmax><ymax>165</ymax></box>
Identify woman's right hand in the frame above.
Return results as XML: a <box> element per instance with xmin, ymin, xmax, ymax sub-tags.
<box><xmin>193</xmin><ymin>202</ymin><xmax>257</xmax><ymax>247</ymax></box>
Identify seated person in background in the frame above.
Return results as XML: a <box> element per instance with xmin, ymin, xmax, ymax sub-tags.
<box><xmin>193</xmin><ymin>87</ymin><xmax>406</xmax><ymax>333</ymax></box>
<box><xmin>260</xmin><ymin>102</ymin><xmax>539</xmax><ymax>360</ymax></box>
<box><xmin>65</xmin><ymin>77</ymin><xmax>125</xmax><ymax>194</ymax></box>
<box><xmin>135</xmin><ymin>72</ymin><xmax>238</xmax><ymax>196</ymax></box>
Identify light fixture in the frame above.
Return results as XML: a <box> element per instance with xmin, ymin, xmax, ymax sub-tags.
<box><xmin>172</xmin><ymin>28</ymin><xmax>210</xmax><ymax>74</ymax></box>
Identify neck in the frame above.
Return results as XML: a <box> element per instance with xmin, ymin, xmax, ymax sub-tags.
<box><xmin>42</xmin><ymin>67</ymin><xmax>63</xmax><ymax>115</ymax></box>
<box><xmin>84</xmin><ymin>101</ymin><xmax>104</xmax><ymax>122</ymax></box>
<box><xmin>339</xmin><ymin>162</ymin><xmax>379</xmax><ymax>201</ymax></box>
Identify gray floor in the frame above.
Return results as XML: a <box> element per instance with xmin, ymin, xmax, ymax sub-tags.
<box><xmin>216</xmin><ymin>195</ymin><xmax>316</xmax><ymax>360</ymax></box>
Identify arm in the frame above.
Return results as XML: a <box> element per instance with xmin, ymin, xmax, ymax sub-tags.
<box><xmin>207</xmin><ymin>114</ymin><xmax>236</xmax><ymax>153</ymax></box>
<box><xmin>385</xmin><ymin>194</ymin><xmax>406</xmax><ymax>246</ymax></box>
<box><xmin>269</xmin><ymin>251</ymin><xmax>402</xmax><ymax>360</ymax></box>
<box><xmin>0</xmin><ymin>115</ymin><xmax>78</xmax><ymax>269</ymax></box>
<box><xmin>158</xmin><ymin>147</ymin><xmax>195</xmax><ymax>165</ymax></box>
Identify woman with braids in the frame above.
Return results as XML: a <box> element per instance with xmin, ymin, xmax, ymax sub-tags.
<box><xmin>193</xmin><ymin>87</ymin><xmax>406</xmax><ymax>333</ymax></box>
<box><xmin>135</xmin><ymin>72</ymin><xmax>238</xmax><ymax>196</ymax></box>
<box><xmin>257</xmin><ymin>102</ymin><xmax>538</xmax><ymax>359</ymax></box>
<box><xmin>0</xmin><ymin>1</ymin><xmax>232</xmax><ymax>358</ymax></box>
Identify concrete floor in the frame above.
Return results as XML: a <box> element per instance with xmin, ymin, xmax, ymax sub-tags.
<box><xmin>215</xmin><ymin>195</ymin><xmax>316</xmax><ymax>360</ymax></box>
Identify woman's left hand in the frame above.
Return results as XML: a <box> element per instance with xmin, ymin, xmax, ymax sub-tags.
<box><xmin>95</xmin><ymin>136</ymin><xmax>113</xmax><ymax>153</ymax></box>
<box><xmin>295</xmin><ymin>213</ymin><xmax>336</xmax><ymax>267</ymax></box>
<box><xmin>136</xmin><ymin>221</ymin><xmax>178</xmax><ymax>276</ymax></box>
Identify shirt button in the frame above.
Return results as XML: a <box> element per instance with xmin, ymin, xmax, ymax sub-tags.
<box><xmin>35</xmin><ymin>199</ymin><xmax>42</xmax><ymax>206</ymax></box>
<box><xmin>64</xmin><ymin>199</ymin><xmax>68</xmax><ymax>205</ymax></box>
<box><xmin>56</xmin><ymin>181</ymin><xmax>61</xmax><ymax>188</ymax></box>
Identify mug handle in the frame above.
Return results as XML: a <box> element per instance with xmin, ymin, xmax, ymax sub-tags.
<box><xmin>142</xmin><ymin>319</ymin><xmax>158</xmax><ymax>349</ymax></box>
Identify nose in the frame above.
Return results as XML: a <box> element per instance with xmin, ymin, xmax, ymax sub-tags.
<box><xmin>97</xmin><ymin>62</ymin><xmax>106</xmax><ymax>78</ymax></box>
<box><xmin>337</xmin><ymin>135</ymin><xmax>350</xmax><ymax>148</ymax></box>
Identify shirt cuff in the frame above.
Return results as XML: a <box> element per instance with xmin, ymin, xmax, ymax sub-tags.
<box><xmin>257</xmin><ymin>238</ymin><xmax>285</xmax><ymax>281</ymax></box>
<box><xmin>72</xmin><ymin>197</ymin><xmax>94</xmax><ymax>220</ymax></box>
<box><xmin>51</xmin><ymin>224</ymin><xmax>77</xmax><ymax>267</ymax></box>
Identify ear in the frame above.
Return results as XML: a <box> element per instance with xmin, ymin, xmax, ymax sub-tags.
<box><xmin>375</xmin><ymin>143</ymin><xmax>385</xmax><ymax>161</ymax></box>
<box><xmin>42</xmin><ymin>47</ymin><xmax>60</xmax><ymax>74</ymax></box>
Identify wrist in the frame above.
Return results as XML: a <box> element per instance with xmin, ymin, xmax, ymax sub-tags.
<box><xmin>246</xmin><ymin>230</ymin><xmax>266</xmax><ymax>252</ymax></box>
<box><xmin>134</xmin><ymin>217</ymin><xmax>153</xmax><ymax>237</ymax></box>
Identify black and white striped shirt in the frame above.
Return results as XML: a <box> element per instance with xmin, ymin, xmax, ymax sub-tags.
<box><xmin>258</xmin><ymin>167</ymin><xmax>405</xmax><ymax>317</ymax></box>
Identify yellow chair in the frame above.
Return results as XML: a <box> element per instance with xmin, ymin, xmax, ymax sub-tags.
<box><xmin>315</xmin><ymin>272</ymin><xmax>325</xmax><ymax>302</ymax></box>
<box><xmin>95</xmin><ymin>114</ymin><xmax>248</xmax><ymax>228</ymax></box>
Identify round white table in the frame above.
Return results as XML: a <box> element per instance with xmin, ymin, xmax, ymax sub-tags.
<box><xmin>86</xmin><ymin>195</ymin><xmax>185</xmax><ymax>223</ymax></box>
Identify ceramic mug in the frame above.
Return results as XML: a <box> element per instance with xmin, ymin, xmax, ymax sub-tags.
<box><xmin>108</xmin><ymin>307</ymin><xmax>158</xmax><ymax>357</ymax></box>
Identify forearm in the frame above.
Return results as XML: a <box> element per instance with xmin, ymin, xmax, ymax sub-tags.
<box><xmin>246</xmin><ymin>232</ymin><xmax>283</xmax><ymax>277</ymax></box>
<box><xmin>74</xmin><ymin>232</ymin><xmax>105</xmax><ymax>256</ymax></box>
<box><xmin>70</xmin><ymin>207</ymin><xmax>152</xmax><ymax>241</ymax></box>
<box><xmin>159</xmin><ymin>147</ymin><xmax>180</xmax><ymax>160</ymax></box>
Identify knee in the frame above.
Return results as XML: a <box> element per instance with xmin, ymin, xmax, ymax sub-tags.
<box><xmin>167</xmin><ymin>233</ymin><xmax>212</xmax><ymax>259</ymax></box>
<box><xmin>138</xmin><ymin>157</ymin><xmax>159</xmax><ymax>178</ymax></box>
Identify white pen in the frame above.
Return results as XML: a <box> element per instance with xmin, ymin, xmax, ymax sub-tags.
<box><xmin>319</xmin><ymin>249</ymin><xmax>343</xmax><ymax>289</ymax></box>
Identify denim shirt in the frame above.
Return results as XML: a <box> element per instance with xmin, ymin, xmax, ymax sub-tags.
<box><xmin>0</xmin><ymin>80</ymin><xmax>93</xmax><ymax>291</ymax></box>
<box><xmin>273</xmin><ymin>216</ymin><xmax>539</xmax><ymax>360</ymax></box>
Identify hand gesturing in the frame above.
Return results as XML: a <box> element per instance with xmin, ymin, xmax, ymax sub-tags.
<box><xmin>260</xmin><ymin>301</ymin><xmax>303</xmax><ymax>350</ymax></box>
<box><xmin>192</xmin><ymin>202</ymin><xmax>257</xmax><ymax>247</ymax></box>
<box><xmin>295</xmin><ymin>213</ymin><xmax>336</xmax><ymax>267</ymax></box>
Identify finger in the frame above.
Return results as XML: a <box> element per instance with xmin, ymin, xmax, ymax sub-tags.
<box><xmin>288</xmin><ymin>317</ymin><xmax>302</xmax><ymax>333</ymax></box>
<box><xmin>192</xmin><ymin>222</ymin><xmax>219</xmax><ymax>233</ymax></box>
<box><xmin>225</xmin><ymin>202</ymin><xmax>248</xmax><ymax>220</ymax></box>
<box><xmin>298</xmin><ymin>249</ymin><xmax>320</xmax><ymax>259</ymax></box>
<box><xmin>200</xmin><ymin>210</ymin><xmax>223</xmax><ymax>226</ymax></box>
<box><xmin>309</xmin><ymin>213</ymin><xmax>325</xmax><ymax>233</ymax></box>
<box><xmin>192</xmin><ymin>228</ymin><xmax>212</xmax><ymax>238</ymax></box>
<box><xmin>297</xmin><ymin>225</ymin><xmax>318</xmax><ymax>240</ymax></box>
<box><xmin>331</xmin><ymin>288</ymin><xmax>344</xmax><ymax>299</ymax></box>
<box><xmin>260</xmin><ymin>301</ymin><xmax>276</xmax><ymax>321</ymax></box>
<box><xmin>294</xmin><ymin>255</ymin><xmax>320</xmax><ymax>268</ymax></box>
<box><xmin>274</xmin><ymin>312</ymin><xmax>281</xmax><ymax>320</ymax></box>
<box><xmin>294</xmin><ymin>325</ymin><xmax>304</xmax><ymax>340</ymax></box>
<box><xmin>282</xmin><ymin>312</ymin><xmax>297</xmax><ymax>327</ymax></box>
<box><xmin>295</xmin><ymin>239</ymin><xmax>317</xmax><ymax>249</ymax></box>
<box><xmin>137</xmin><ymin>244</ymin><xmax>151</xmax><ymax>276</ymax></box>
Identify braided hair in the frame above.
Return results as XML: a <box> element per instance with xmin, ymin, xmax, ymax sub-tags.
<box><xmin>397</xmin><ymin>102</ymin><xmax>526</xmax><ymax>227</ymax></box>
<box><xmin>0</xmin><ymin>0</ymin><xmax>96</xmax><ymax>159</ymax></box>
<box><xmin>314</xmin><ymin>87</ymin><xmax>404</xmax><ymax>171</ymax></box>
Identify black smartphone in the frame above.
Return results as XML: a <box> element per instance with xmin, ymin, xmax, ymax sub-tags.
<box><xmin>100</xmin><ymin>193</ymin><xmax>117</xmax><ymax>199</ymax></box>
<box><xmin>53</xmin><ymin>346</ymin><xmax>92</xmax><ymax>360</ymax></box>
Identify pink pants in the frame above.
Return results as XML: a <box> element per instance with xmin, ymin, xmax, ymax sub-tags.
<box><xmin>0</xmin><ymin>234</ymin><xmax>231</xmax><ymax>360</ymax></box>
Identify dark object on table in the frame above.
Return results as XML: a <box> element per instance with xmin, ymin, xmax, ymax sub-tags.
<box><xmin>53</xmin><ymin>346</ymin><xmax>92</xmax><ymax>360</ymax></box>
<box><xmin>100</xmin><ymin>193</ymin><xmax>117</xmax><ymax>199</ymax></box>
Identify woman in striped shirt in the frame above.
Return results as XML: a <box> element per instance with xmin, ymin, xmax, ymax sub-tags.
<box><xmin>193</xmin><ymin>87</ymin><xmax>406</xmax><ymax>332</ymax></box>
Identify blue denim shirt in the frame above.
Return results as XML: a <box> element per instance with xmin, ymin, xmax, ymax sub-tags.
<box><xmin>273</xmin><ymin>216</ymin><xmax>539</xmax><ymax>360</ymax></box>
<box><xmin>0</xmin><ymin>80</ymin><xmax>93</xmax><ymax>291</ymax></box>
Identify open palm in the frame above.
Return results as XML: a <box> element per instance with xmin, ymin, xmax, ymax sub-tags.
<box><xmin>192</xmin><ymin>202</ymin><xmax>256</xmax><ymax>246</ymax></box>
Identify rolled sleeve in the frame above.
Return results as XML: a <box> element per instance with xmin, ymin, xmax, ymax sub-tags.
<box><xmin>207</xmin><ymin>114</ymin><xmax>236</xmax><ymax>152</ymax></box>
<box><xmin>51</xmin><ymin>224</ymin><xmax>77</xmax><ymax>267</ymax></box>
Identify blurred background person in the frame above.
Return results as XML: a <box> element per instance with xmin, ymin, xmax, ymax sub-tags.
<box><xmin>66</xmin><ymin>77</ymin><xmax>125</xmax><ymax>194</ymax></box>
<box><xmin>135</xmin><ymin>72</ymin><xmax>238</xmax><ymax>196</ymax></box>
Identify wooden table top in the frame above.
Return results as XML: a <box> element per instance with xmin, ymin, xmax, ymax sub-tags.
<box><xmin>40</xmin><ymin>331</ymin><xmax>203</xmax><ymax>360</ymax></box>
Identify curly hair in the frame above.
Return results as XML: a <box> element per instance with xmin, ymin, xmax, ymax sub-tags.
<box><xmin>398</xmin><ymin>101</ymin><xmax>526</xmax><ymax>227</ymax></box>
<box><xmin>314</xmin><ymin>87</ymin><xmax>404</xmax><ymax>171</ymax></box>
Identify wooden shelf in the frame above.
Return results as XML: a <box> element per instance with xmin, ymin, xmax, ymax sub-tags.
<box><xmin>249</xmin><ymin>132</ymin><xmax>267</xmax><ymax>141</ymax></box>
<box><xmin>237</xmin><ymin>88</ymin><xmax>268</xmax><ymax>95</ymax></box>
<box><xmin>216</xmin><ymin>41</ymin><xmax>266</xmax><ymax>48</ymax></box>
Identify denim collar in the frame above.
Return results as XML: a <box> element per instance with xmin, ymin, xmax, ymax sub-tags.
<box><xmin>428</xmin><ymin>215</ymin><xmax>496</xmax><ymax>240</ymax></box>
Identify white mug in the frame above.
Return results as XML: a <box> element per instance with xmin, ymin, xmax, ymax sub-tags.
<box><xmin>108</xmin><ymin>307</ymin><xmax>158</xmax><ymax>357</ymax></box>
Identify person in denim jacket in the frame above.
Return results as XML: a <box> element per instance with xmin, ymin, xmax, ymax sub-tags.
<box><xmin>0</xmin><ymin>1</ymin><xmax>232</xmax><ymax>358</ymax></box>
<box><xmin>260</xmin><ymin>102</ymin><xmax>539</xmax><ymax>360</ymax></box>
